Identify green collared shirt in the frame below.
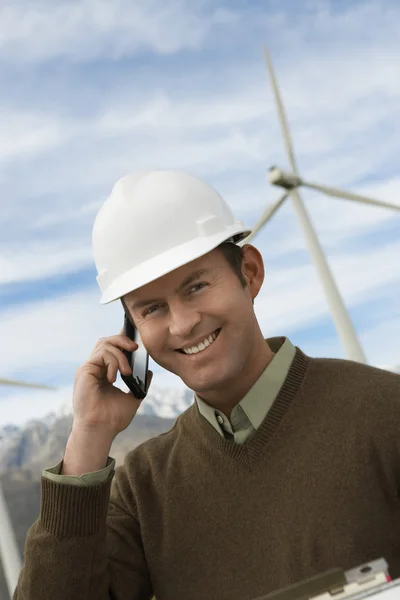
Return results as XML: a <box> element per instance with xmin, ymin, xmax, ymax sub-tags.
<box><xmin>195</xmin><ymin>337</ymin><xmax>296</xmax><ymax>443</ymax></box>
<box><xmin>43</xmin><ymin>337</ymin><xmax>296</xmax><ymax>485</ymax></box>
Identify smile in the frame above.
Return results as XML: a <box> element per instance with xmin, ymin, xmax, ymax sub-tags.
<box><xmin>178</xmin><ymin>329</ymin><xmax>221</xmax><ymax>355</ymax></box>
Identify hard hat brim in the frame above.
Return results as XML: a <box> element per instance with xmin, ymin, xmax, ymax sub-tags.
<box><xmin>99</xmin><ymin>225</ymin><xmax>252</xmax><ymax>304</ymax></box>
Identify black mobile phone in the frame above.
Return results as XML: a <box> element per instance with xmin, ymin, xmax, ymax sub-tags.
<box><xmin>120</xmin><ymin>312</ymin><xmax>149</xmax><ymax>400</ymax></box>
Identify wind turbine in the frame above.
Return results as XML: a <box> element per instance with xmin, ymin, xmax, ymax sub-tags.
<box><xmin>241</xmin><ymin>48</ymin><xmax>400</xmax><ymax>363</ymax></box>
<box><xmin>0</xmin><ymin>378</ymin><xmax>56</xmax><ymax>599</ymax></box>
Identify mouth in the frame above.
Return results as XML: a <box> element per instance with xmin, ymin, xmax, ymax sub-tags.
<box><xmin>176</xmin><ymin>328</ymin><xmax>221</xmax><ymax>356</ymax></box>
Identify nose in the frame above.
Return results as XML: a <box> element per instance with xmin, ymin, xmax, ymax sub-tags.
<box><xmin>168</xmin><ymin>301</ymin><xmax>201</xmax><ymax>340</ymax></box>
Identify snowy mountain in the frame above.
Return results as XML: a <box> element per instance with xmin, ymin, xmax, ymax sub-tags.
<box><xmin>0</xmin><ymin>384</ymin><xmax>194</xmax><ymax>475</ymax></box>
<box><xmin>136</xmin><ymin>384</ymin><xmax>195</xmax><ymax>418</ymax></box>
<box><xmin>53</xmin><ymin>383</ymin><xmax>194</xmax><ymax>421</ymax></box>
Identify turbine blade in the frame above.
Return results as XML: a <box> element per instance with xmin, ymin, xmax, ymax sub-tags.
<box><xmin>0</xmin><ymin>378</ymin><xmax>56</xmax><ymax>390</ymax></box>
<box><xmin>264</xmin><ymin>47</ymin><xmax>298</xmax><ymax>174</ymax></box>
<box><xmin>240</xmin><ymin>191</ymin><xmax>288</xmax><ymax>244</ymax></box>
<box><xmin>303</xmin><ymin>180</ymin><xmax>400</xmax><ymax>212</ymax></box>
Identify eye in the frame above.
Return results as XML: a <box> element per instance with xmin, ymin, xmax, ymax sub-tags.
<box><xmin>144</xmin><ymin>304</ymin><xmax>162</xmax><ymax>317</ymax></box>
<box><xmin>188</xmin><ymin>282</ymin><xmax>207</xmax><ymax>294</ymax></box>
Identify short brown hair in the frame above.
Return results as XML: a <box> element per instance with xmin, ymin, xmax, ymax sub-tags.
<box><xmin>217</xmin><ymin>241</ymin><xmax>246</xmax><ymax>287</ymax></box>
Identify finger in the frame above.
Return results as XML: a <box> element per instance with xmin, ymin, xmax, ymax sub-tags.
<box><xmin>90</xmin><ymin>347</ymin><xmax>131</xmax><ymax>380</ymax></box>
<box><xmin>102</xmin><ymin>350</ymin><xmax>119</xmax><ymax>383</ymax></box>
<box><xmin>107</xmin><ymin>361</ymin><xmax>116</xmax><ymax>384</ymax></box>
<box><xmin>105</xmin><ymin>345</ymin><xmax>133</xmax><ymax>376</ymax></box>
<box><xmin>109</xmin><ymin>335</ymin><xmax>138</xmax><ymax>351</ymax></box>
<box><xmin>96</xmin><ymin>335</ymin><xmax>137</xmax><ymax>352</ymax></box>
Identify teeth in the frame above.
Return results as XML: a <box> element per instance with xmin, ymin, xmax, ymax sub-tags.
<box><xmin>182</xmin><ymin>330</ymin><xmax>219</xmax><ymax>355</ymax></box>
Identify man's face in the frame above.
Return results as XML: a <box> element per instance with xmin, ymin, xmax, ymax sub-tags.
<box><xmin>123</xmin><ymin>245</ymin><xmax>265</xmax><ymax>398</ymax></box>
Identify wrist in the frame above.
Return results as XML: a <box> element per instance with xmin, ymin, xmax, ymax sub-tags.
<box><xmin>71</xmin><ymin>421</ymin><xmax>116</xmax><ymax>445</ymax></box>
<box><xmin>61</xmin><ymin>424</ymin><xmax>115</xmax><ymax>476</ymax></box>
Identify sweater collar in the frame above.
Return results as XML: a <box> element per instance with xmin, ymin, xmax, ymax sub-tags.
<box><xmin>190</xmin><ymin>345</ymin><xmax>311</xmax><ymax>468</ymax></box>
<box><xmin>195</xmin><ymin>337</ymin><xmax>296</xmax><ymax>436</ymax></box>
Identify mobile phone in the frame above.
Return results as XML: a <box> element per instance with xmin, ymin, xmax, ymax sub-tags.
<box><xmin>120</xmin><ymin>311</ymin><xmax>149</xmax><ymax>400</ymax></box>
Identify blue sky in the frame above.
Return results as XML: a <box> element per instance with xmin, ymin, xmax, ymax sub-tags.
<box><xmin>1</xmin><ymin>0</ymin><xmax>400</xmax><ymax>425</ymax></box>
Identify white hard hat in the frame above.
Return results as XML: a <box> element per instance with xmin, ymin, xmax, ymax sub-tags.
<box><xmin>92</xmin><ymin>170</ymin><xmax>251</xmax><ymax>304</ymax></box>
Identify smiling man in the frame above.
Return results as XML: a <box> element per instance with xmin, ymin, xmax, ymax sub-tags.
<box><xmin>122</xmin><ymin>246</ymin><xmax>272</xmax><ymax>415</ymax></box>
<box><xmin>15</xmin><ymin>171</ymin><xmax>400</xmax><ymax>600</ymax></box>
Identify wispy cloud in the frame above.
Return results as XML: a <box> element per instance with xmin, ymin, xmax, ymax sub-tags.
<box><xmin>1</xmin><ymin>0</ymin><xmax>400</xmax><ymax>426</ymax></box>
<box><xmin>257</xmin><ymin>237</ymin><xmax>400</xmax><ymax>337</ymax></box>
<box><xmin>0</xmin><ymin>244</ymin><xmax>93</xmax><ymax>285</ymax></box>
<box><xmin>0</xmin><ymin>0</ymin><xmax>236</xmax><ymax>63</ymax></box>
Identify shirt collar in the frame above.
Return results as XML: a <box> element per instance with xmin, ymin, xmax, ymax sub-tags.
<box><xmin>195</xmin><ymin>337</ymin><xmax>296</xmax><ymax>434</ymax></box>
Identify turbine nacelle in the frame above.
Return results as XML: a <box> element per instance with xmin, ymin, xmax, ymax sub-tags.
<box><xmin>268</xmin><ymin>166</ymin><xmax>302</xmax><ymax>189</ymax></box>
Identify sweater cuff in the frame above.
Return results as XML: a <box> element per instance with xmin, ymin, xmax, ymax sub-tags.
<box><xmin>40</xmin><ymin>472</ymin><xmax>114</xmax><ymax>537</ymax></box>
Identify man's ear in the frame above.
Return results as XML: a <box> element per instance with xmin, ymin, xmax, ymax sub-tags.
<box><xmin>241</xmin><ymin>244</ymin><xmax>265</xmax><ymax>303</ymax></box>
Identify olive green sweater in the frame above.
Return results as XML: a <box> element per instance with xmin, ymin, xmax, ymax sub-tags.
<box><xmin>14</xmin><ymin>343</ymin><xmax>400</xmax><ymax>600</ymax></box>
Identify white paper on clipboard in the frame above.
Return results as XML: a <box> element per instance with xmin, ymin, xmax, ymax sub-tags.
<box><xmin>347</xmin><ymin>579</ymin><xmax>400</xmax><ymax>599</ymax></box>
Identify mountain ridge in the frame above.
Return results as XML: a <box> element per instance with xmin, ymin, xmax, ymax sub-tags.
<box><xmin>0</xmin><ymin>384</ymin><xmax>193</xmax><ymax>475</ymax></box>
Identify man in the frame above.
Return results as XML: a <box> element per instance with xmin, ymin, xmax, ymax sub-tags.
<box><xmin>14</xmin><ymin>171</ymin><xmax>400</xmax><ymax>600</ymax></box>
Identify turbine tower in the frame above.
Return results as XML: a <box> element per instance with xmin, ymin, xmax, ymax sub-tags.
<box><xmin>241</xmin><ymin>48</ymin><xmax>400</xmax><ymax>363</ymax></box>
<box><xmin>0</xmin><ymin>378</ymin><xmax>55</xmax><ymax>599</ymax></box>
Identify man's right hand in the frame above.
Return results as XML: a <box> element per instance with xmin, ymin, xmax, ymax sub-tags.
<box><xmin>72</xmin><ymin>332</ymin><xmax>152</xmax><ymax>438</ymax></box>
<box><xmin>61</xmin><ymin>333</ymin><xmax>152</xmax><ymax>476</ymax></box>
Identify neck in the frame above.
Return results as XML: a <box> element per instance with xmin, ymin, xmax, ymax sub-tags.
<box><xmin>197</xmin><ymin>333</ymin><xmax>274</xmax><ymax>418</ymax></box>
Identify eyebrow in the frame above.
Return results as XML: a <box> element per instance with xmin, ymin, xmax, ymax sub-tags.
<box><xmin>130</xmin><ymin>268</ymin><xmax>213</xmax><ymax>312</ymax></box>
